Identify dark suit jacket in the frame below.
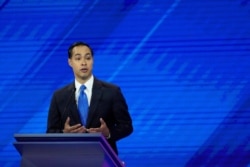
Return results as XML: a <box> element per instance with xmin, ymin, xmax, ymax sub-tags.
<box><xmin>46</xmin><ymin>77</ymin><xmax>133</xmax><ymax>154</ymax></box>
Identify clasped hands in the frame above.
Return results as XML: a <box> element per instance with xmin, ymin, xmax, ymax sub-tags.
<box><xmin>62</xmin><ymin>117</ymin><xmax>110</xmax><ymax>138</ymax></box>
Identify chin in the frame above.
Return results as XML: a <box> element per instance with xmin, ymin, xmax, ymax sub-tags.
<box><xmin>81</xmin><ymin>75</ymin><xmax>90</xmax><ymax>80</ymax></box>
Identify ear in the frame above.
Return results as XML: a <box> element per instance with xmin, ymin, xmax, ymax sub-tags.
<box><xmin>68</xmin><ymin>58</ymin><xmax>72</xmax><ymax>67</ymax></box>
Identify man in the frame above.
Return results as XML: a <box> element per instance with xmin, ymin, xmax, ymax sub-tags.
<box><xmin>46</xmin><ymin>41</ymin><xmax>133</xmax><ymax>154</ymax></box>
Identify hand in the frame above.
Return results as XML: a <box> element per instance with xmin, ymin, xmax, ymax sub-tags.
<box><xmin>63</xmin><ymin>117</ymin><xmax>86</xmax><ymax>133</ymax></box>
<box><xmin>87</xmin><ymin>118</ymin><xmax>110</xmax><ymax>138</ymax></box>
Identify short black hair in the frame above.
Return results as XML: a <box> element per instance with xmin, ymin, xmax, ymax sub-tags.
<box><xmin>68</xmin><ymin>41</ymin><xmax>94</xmax><ymax>58</ymax></box>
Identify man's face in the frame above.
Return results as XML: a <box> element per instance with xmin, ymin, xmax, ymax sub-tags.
<box><xmin>68</xmin><ymin>45</ymin><xmax>93</xmax><ymax>83</ymax></box>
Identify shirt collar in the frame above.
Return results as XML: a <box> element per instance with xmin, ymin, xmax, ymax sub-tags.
<box><xmin>75</xmin><ymin>75</ymin><xmax>94</xmax><ymax>93</ymax></box>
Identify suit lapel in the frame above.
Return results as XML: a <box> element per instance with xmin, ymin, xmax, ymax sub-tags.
<box><xmin>86</xmin><ymin>79</ymin><xmax>102</xmax><ymax>127</ymax></box>
<box><xmin>68</xmin><ymin>96</ymin><xmax>81</xmax><ymax>124</ymax></box>
<box><xmin>66</xmin><ymin>83</ymin><xmax>82</xmax><ymax>124</ymax></box>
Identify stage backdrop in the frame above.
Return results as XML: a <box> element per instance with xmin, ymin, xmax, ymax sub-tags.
<box><xmin>0</xmin><ymin>0</ymin><xmax>250</xmax><ymax>166</ymax></box>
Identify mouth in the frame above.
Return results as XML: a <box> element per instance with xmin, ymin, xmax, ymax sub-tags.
<box><xmin>80</xmin><ymin>68</ymin><xmax>88</xmax><ymax>73</ymax></box>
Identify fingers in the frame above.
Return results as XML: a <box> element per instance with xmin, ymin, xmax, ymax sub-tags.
<box><xmin>63</xmin><ymin>117</ymin><xmax>86</xmax><ymax>133</ymax></box>
<box><xmin>99</xmin><ymin>118</ymin><xmax>110</xmax><ymax>137</ymax></box>
<box><xmin>65</xmin><ymin>124</ymin><xmax>86</xmax><ymax>133</ymax></box>
<box><xmin>63</xmin><ymin>117</ymin><xmax>71</xmax><ymax>133</ymax></box>
<box><xmin>70</xmin><ymin>125</ymin><xmax>86</xmax><ymax>133</ymax></box>
<box><xmin>87</xmin><ymin>118</ymin><xmax>105</xmax><ymax>133</ymax></box>
<box><xmin>87</xmin><ymin>128</ymin><xmax>100</xmax><ymax>133</ymax></box>
<box><xmin>63</xmin><ymin>117</ymin><xmax>109</xmax><ymax>134</ymax></box>
<box><xmin>87</xmin><ymin>118</ymin><xmax>110</xmax><ymax>137</ymax></box>
<box><xmin>100</xmin><ymin>118</ymin><xmax>105</xmax><ymax>125</ymax></box>
<box><xmin>64</xmin><ymin>117</ymin><xmax>70</xmax><ymax>127</ymax></box>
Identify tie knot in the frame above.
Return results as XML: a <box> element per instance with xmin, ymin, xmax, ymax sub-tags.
<box><xmin>80</xmin><ymin>85</ymin><xmax>86</xmax><ymax>91</ymax></box>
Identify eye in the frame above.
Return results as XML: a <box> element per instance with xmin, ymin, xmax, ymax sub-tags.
<box><xmin>85</xmin><ymin>55</ymin><xmax>92</xmax><ymax>60</ymax></box>
<box><xmin>75</xmin><ymin>57</ymin><xmax>81</xmax><ymax>61</ymax></box>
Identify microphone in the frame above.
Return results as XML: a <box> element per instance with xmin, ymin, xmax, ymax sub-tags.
<box><xmin>62</xmin><ymin>88</ymin><xmax>76</xmax><ymax>122</ymax></box>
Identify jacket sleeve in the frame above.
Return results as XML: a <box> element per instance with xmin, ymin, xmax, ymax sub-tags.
<box><xmin>109</xmin><ymin>87</ymin><xmax>133</xmax><ymax>141</ymax></box>
<box><xmin>46</xmin><ymin>93</ymin><xmax>63</xmax><ymax>133</ymax></box>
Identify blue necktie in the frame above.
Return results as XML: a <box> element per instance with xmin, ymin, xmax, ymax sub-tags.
<box><xmin>78</xmin><ymin>85</ymin><xmax>88</xmax><ymax>126</ymax></box>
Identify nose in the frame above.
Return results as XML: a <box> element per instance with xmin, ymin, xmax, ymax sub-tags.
<box><xmin>81</xmin><ymin>59</ymin><xmax>87</xmax><ymax>65</ymax></box>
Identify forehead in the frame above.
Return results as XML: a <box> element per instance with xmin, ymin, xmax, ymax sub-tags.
<box><xmin>72</xmin><ymin>45</ymin><xmax>91</xmax><ymax>56</ymax></box>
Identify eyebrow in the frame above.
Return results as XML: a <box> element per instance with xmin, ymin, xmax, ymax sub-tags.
<box><xmin>74</xmin><ymin>53</ymin><xmax>81</xmax><ymax>56</ymax></box>
<box><xmin>73</xmin><ymin>53</ymin><xmax>91</xmax><ymax>57</ymax></box>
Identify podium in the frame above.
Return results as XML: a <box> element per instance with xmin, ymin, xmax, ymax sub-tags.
<box><xmin>13</xmin><ymin>133</ymin><xmax>124</xmax><ymax>167</ymax></box>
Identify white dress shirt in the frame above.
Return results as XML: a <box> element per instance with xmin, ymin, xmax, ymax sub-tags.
<box><xmin>75</xmin><ymin>75</ymin><xmax>94</xmax><ymax>107</ymax></box>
